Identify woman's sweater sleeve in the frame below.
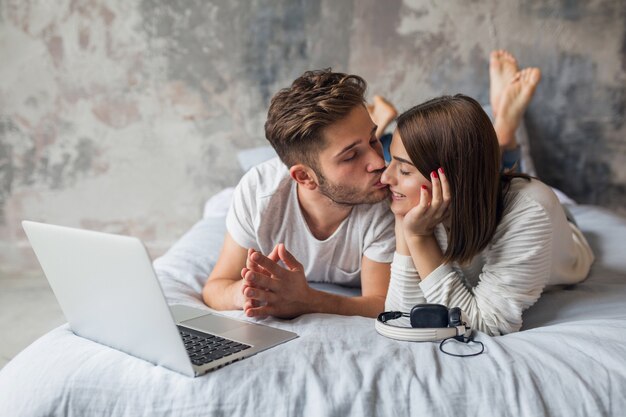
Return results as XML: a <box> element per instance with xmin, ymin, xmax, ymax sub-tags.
<box><xmin>419</xmin><ymin>199</ymin><xmax>553</xmax><ymax>336</ymax></box>
<box><xmin>385</xmin><ymin>252</ymin><xmax>427</xmax><ymax>327</ymax></box>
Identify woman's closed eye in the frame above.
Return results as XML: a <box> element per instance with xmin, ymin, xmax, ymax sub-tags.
<box><xmin>398</xmin><ymin>163</ymin><xmax>411</xmax><ymax>176</ymax></box>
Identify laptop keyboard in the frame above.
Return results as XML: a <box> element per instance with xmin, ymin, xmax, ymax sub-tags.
<box><xmin>178</xmin><ymin>326</ymin><xmax>251</xmax><ymax>366</ymax></box>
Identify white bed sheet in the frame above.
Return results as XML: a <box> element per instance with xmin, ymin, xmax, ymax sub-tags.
<box><xmin>1</xmin><ymin>202</ymin><xmax>626</xmax><ymax>417</ymax></box>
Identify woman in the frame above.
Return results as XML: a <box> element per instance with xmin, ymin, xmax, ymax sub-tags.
<box><xmin>380</xmin><ymin>92</ymin><xmax>594</xmax><ymax>336</ymax></box>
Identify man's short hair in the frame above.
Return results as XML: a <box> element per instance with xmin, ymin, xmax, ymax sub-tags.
<box><xmin>264</xmin><ymin>69</ymin><xmax>367</xmax><ymax>169</ymax></box>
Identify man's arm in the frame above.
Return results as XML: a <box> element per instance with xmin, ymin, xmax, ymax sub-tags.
<box><xmin>308</xmin><ymin>255</ymin><xmax>390</xmax><ymax>317</ymax></box>
<box><xmin>202</xmin><ymin>232</ymin><xmax>248</xmax><ymax>310</ymax></box>
<box><xmin>242</xmin><ymin>245</ymin><xmax>391</xmax><ymax>318</ymax></box>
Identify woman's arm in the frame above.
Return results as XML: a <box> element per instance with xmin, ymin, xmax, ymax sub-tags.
<box><xmin>412</xmin><ymin>203</ymin><xmax>553</xmax><ymax>336</ymax></box>
<box><xmin>383</xmin><ymin>216</ymin><xmax>427</xmax><ymax>326</ymax></box>
<box><xmin>384</xmin><ymin>253</ymin><xmax>427</xmax><ymax>327</ymax></box>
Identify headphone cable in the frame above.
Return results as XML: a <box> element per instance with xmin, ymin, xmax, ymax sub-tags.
<box><xmin>439</xmin><ymin>334</ymin><xmax>485</xmax><ymax>357</ymax></box>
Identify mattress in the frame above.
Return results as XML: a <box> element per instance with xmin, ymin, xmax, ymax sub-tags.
<box><xmin>1</xmin><ymin>201</ymin><xmax>625</xmax><ymax>417</ymax></box>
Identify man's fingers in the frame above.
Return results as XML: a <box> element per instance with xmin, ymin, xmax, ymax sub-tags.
<box><xmin>250</xmin><ymin>252</ymin><xmax>284</xmax><ymax>276</ymax></box>
<box><xmin>243</xmin><ymin>299</ymin><xmax>263</xmax><ymax>310</ymax></box>
<box><xmin>267</xmin><ymin>244</ymin><xmax>280</xmax><ymax>263</ymax></box>
<box><xmin>244</xmin><ymin>301</ymin><xmax>271</xmax><ymax>319</ymax></box>
<box><xmin>243</xmin><ymin>286</ymin><xmax>275</xmax><ymax>304</ymax></box>
<box><xmin>244</xmin><ymin>299</ymin><xmax>264</xmax><ymax>309</ymax></box>
<box><xmin>243</xmin><ymin>269</ymin><xmax>279</xmax><ymax>292</ymax></box>
<box><xmin>245</xmin><ymin>305</ymin><xmax>273</xmax><ymax>318</ymax></box>
<box><xmin>247</xmin><ymin>248</ymin><xmax>269</xmax><ymax>273</ymax></box>
<box><xmin>246</xmin><ymin>248</ymin><xmax>264</xmax><ymax>273</ymax></box>
<box><xmin>278</xmin><ymin>243</ymin><xmax>302</xmax><ymax>270</ymax></box>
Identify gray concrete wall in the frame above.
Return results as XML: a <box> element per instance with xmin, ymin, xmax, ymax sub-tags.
<box><xmin>1</xmin><ymin>0</ymin><xmax>624</xmax><ymax>274</ymax></box>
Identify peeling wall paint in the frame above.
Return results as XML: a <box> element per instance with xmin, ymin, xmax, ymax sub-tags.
<box><xmin>0</xmin><ymin>0</ymin><xmax>624</xmax><ymax>273</ymax></box>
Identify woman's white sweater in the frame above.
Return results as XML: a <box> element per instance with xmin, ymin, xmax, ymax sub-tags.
<box><xmin>385</xmin><ymin>178</ymin><xmax>595</xmax><ymax>336</ymax></box>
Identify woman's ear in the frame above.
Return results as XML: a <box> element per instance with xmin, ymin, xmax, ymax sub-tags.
<box><xmin>289</xmin><ymin>164</ymin><xmax>318</xmax><ymax>190</ymax></box>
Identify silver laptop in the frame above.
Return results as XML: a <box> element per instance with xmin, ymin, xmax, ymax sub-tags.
<box><xmin>22</xmin><ymin>220</ymin><xmax>297</xmax><ymax>377</ymax></box>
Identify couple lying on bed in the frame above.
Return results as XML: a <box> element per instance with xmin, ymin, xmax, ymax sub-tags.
<box><xmin>203</xmin><ymin>50</ymin><xmax>594</xmax><ymax>336</ymax></box>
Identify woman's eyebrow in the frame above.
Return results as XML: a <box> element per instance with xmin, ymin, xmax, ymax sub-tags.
<box><xmin>392</xmin><ymin>156</ymin><xmax>415</xmax><ymax>166</ymax></box>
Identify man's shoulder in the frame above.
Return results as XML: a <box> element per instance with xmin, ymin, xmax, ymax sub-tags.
<box><xmin>227</xmin><ymin>156</ymin><xmax>293</xmax><ymax>238</ymax></box>
<box><xmin>239</xmin><ymin>157</ymin><xmax>291</xmax><ymax>197</ymax></box>
<box><xmin>244</xmin><ymin>156</ymin><xmax>288</xmax><ymax>179</ymax></box>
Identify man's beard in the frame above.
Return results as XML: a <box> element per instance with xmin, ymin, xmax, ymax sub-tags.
<box><xmin>316</xmin><ymin>169</ymin><xmax>389</xmax><ymax>206</ymax></box>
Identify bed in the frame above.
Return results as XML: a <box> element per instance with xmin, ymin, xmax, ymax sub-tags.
<box><xmin>1</xmin><ymin>166</ymin><xmax>626</xmax><ymax>416</ymax></box>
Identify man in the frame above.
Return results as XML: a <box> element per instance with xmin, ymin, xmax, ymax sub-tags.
<box><xmin>202</xmin><ymin>70</ymin><xmax>397</xmax><ymax>319</ymax></box>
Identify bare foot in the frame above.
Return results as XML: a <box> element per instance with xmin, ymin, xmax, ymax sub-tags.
<box><xmin>367</xmin><ymin>95</ymin><xmax>398</xmax><ymax>139</ymax></box>
<box><xmin>489</xmin><ymin>50</ymin><xmax>519</xmax><ymax>118</ymax></box>
<box><xmin>494</xmin><ymin>67</ymin><xmax>541</xmax><ymax>150</ymax></box>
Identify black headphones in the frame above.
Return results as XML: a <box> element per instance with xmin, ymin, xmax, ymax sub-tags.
<box><xmin>376</xmin><ymin>303</ymin><xmax>484</xmax><ymax>357</ymax></box>
<box><xmin>376</xmin><ymin>304</ymin><xmax>469</xmax><ymax>341</ymax></box>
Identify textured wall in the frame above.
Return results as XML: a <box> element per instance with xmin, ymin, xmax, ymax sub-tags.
<box><xmin>1</xmin><ymin>0</ymin><xmax>624</xmax><ymax>274</ymax></box>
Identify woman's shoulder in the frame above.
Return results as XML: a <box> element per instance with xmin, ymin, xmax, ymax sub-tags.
<box><xmin>504</xmin><ymin>177</ymin><xmax>562</xmax><ymax>220</ymax></box>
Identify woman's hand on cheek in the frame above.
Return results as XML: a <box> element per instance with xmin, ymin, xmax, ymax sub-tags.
<box><xmin>403</xmin><ymin>168</ymin><xmax>450</xmax><ymax>238</ymax></box>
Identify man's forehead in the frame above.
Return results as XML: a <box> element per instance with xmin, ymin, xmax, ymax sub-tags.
<box><xmin>321</xmin><ymin>106</ymin><xmax>376</xmax><ymax>151</ymax></box>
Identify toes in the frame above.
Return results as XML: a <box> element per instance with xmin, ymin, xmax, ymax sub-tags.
<box><xmin>490</xmin><ymin>49</ymin><xmax>506</xmax><ymax>65</ymax></box>
<box><xmin>529</xmin><ymin>68</ymin><xmax>542</xmax><ymax>84</ymax></box>
<box><xmin>519</xmin><ymin>68</ymin><xmax>529</xmax><ymax>79</ymax></box>
<box><xmin>492</xmin><ymin>49</ymin><xmax>518</xmax><ymax>73</ymax></box>
<box><xmin>518</xmin><ymin>68</ymin><xmax>541</xmax><ymax>86</ymax></box>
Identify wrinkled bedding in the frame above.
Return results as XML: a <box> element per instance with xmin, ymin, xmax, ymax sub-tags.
<box><xmin>1</xmin><ymin>202</ymin><xmax>625</xmax><ymax>417</ymax></box>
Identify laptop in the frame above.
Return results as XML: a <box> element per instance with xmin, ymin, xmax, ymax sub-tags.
<box><xmin>22</xmin><ymin>220</ymin><xmax>298</xmax><ymax>377</ymax></box>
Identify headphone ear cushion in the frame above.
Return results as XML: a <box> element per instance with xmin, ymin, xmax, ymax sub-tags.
<box><xmin>410</xmin><ymin>304</ymin><xmax>449</xmax><ymax>328</ymax></box>
<box><xmin>448</xmin><ymin>307</ymin><xmax>462</xmax><ymax>327</ymax></box>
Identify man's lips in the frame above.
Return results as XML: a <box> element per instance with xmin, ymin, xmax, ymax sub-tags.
<box><xmin>373</xmin><ymin>180</ymin><xmax>388</xmax><ymax>189</ymax></box>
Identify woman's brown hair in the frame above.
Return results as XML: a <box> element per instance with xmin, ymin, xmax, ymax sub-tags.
<box><xmin>396</xmin><ymin>94</ymin><xmax>528</xmax><ymax>265</ymax></box>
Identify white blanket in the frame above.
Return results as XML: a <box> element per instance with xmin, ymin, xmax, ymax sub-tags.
<box><xmin>1</xmin><ymin>203</ymin><xmax>626</xmax><ymax>417</ymax></box>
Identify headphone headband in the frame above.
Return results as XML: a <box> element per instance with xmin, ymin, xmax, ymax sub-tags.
<box><xmin>375</xmin><ymin>319</ymin><xmax>464</xmax><ymax>342</ymax></box>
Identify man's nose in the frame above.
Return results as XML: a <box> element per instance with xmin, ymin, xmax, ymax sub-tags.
<box><xmin>366</xmin><ymin>147</ymin><xmax>386</xmax><ymax>172</ymax></box>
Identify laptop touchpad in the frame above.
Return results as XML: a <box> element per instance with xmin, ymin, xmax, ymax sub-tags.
<box><xmin>180</xmin><ymin>314</ymin><xmax>247</xmax><ymax>334</ymax></box>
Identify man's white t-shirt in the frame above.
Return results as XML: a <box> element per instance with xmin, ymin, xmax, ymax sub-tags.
<box><xmin>226</xmin><ymin>157</ymin><xmax>396</xmax><ymax>287</ymax></box>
